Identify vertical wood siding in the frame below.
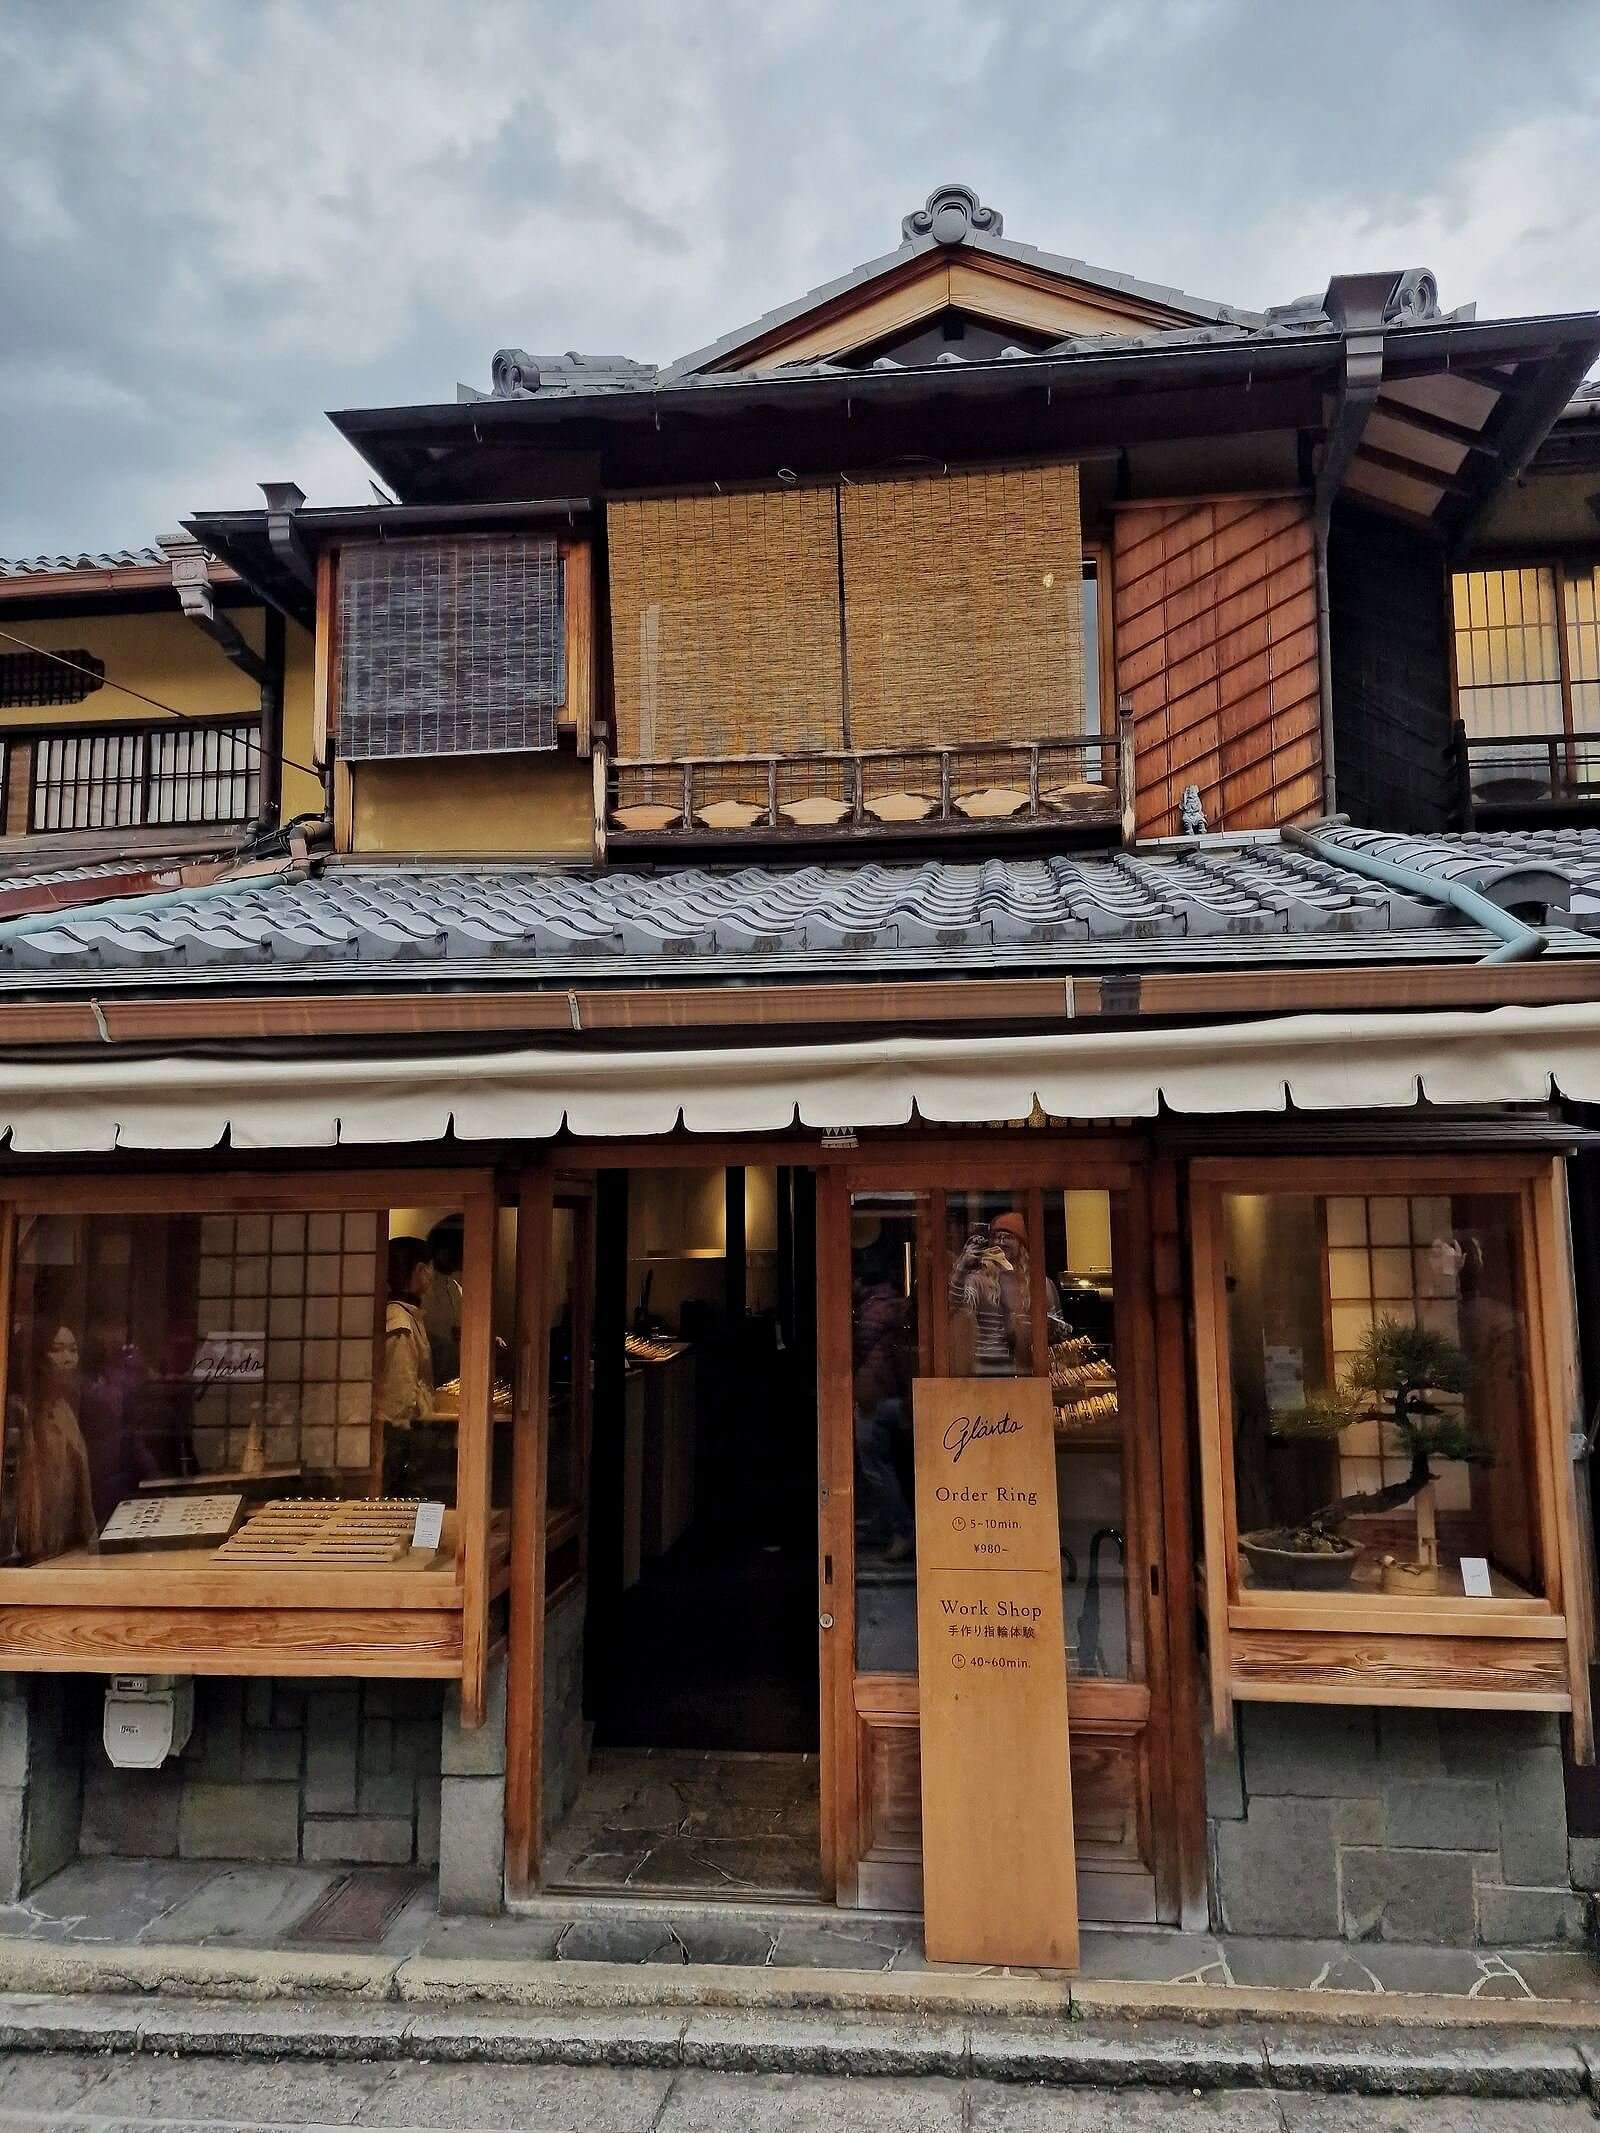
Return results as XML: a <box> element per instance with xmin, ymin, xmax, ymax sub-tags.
<box><xmin>1113</xmin><ymin>495</ymin><xmax>1324</xmax><ymax>837</ymax></box>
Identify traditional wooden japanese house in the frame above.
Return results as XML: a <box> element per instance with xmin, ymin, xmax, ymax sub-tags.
<box><xmin>0</xmin><ymin>187</ymin><xmax>1598</xmax><ymax>1954</ymax></box>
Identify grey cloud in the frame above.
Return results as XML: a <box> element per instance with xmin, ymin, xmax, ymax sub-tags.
<box><xmin>1</xmin><ymin>0</ymin><xmax>1597</xmax><ymax>555</ymax></box>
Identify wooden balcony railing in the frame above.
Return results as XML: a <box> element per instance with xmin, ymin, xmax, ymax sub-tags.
<box><xmin>595</xmin><ymin>726</ymin><xmax>1133</xmax><ymax>855</ymax></box>
<box><xmin>1455</xmin><ymin>723</ymin><xmax>1600</xmax><ymax>816</ymax></box>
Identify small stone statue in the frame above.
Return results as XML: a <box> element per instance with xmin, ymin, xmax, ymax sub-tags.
<box><xmin>1179</xmin><ymin>784</ymin><xmax>1208</xmax><ymax>836</ymax></box>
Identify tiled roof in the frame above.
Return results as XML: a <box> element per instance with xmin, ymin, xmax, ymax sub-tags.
<box><xmin>0</xmin><ymin>547</ymin><xmax>169</xmax><ymax>581</ymax></box>
<box><xmin>0</xmin><ymin>828</ymin><xmax>1596</xmax><ymax>993</ymax></box>
<box><xmin>477</xmin><ymin>185</ymin><xmax>1462</xmax><ymax>401</ymax></box>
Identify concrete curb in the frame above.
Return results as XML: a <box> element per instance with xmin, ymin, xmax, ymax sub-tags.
<box><xmin>0</xmin><ymin>1992</ymin><xmax>1597</xmax><ymax>2096</ymax></box>
<box><xmin>0</xmin><ymin>1938</ymin><xmax>1599</xmax><ymax>2031</ymax></box>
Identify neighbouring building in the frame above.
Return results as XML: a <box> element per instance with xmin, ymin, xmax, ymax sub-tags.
<box><xmin>0</xmin><ymin>185</ymin><xmax>1597</xmax><ymax>1951</ymax></box>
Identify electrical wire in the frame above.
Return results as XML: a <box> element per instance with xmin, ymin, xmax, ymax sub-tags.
<box><xmin>0</xmin><ymin>625</ymin><xmax>324</xmax><ymax>785</ymax></box>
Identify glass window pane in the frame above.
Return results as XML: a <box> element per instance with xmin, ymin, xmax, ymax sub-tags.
<box><xmin>944</xmin><ymin>1191</ymin><xmax>1036</xmax><ymax>1377</ymax></box>
<box><xmin>1044</xmin><ymin>1189</ymin><xmax>1135</xmax><ymax>1680</ymax></box>
<box><xmin>851</xmin><ymin>1192</ymin><xmax>923</xmax><ymax>1671</ymax></box>
<box><xmin>1221</xmin><ymin>1188</ymin><xmax>1542</xmax><ymax>1601</ymax></box>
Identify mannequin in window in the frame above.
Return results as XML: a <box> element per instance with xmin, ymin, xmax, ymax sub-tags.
<box><xmin>381</xmin><ymin>1237</ymin><xmax>435</xmax><ymax>1494</ymax></box>
<box><xmin>11</xmin><ymin>1319</ymin><xmax>97</xmax><ymax>1563</ymax></box>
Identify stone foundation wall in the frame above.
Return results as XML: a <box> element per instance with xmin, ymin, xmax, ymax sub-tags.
<box><xmin>0</xmin><ymin>1676</ymin><xmax>84</xmax><ymax>1901</ymax></box>
<box><xmin>1207</xmin><ymin>1705</ymin><xmax>1590</xmax><ymax>1947</ymax></box>
<box><xmin>80</xmin><ymin>1678</ymin><xmax>447</xmax><ymax>1870</ymax></box>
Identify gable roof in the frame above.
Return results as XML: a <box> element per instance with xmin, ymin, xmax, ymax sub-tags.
<box><xmin>660</xmin><ymin>183</ymin><xmax>1259</xmax><ymax>380</ymax></box>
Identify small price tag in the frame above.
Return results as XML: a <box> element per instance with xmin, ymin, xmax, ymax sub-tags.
<box><xmin>1459</xmin><ymin>1555</ymin><xmax>1493</xmax><ymax>1598</ymax></box>
<box><xmin>412</xmin><ymin>1502</ymin><xmax>445</xmax><ymax>1553</ymax></box>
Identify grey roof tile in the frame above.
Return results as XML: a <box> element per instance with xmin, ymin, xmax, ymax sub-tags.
<box><xmin>0</xmin><ymin>827</ymin><xmax>1597</xmax><ymax>994</ymax></box>
<box><xmin>0</xmin><ymin>546</ymin><xmax>169</xmax><ymax>580</ymax></box>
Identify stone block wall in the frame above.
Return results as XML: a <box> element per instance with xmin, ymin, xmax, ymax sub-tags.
<box><xmin>0</xmin><ymin>1676</ymin><xmax>85</xmax><ymax>1901</ymax></box>
<box><xmin>80</xmin><ymin>1678</ymin><xmax>447</xmax><ymax>1871</ymax></box>
<box><xmin>1207</xmin><ymin>1704</ymin><xmax>1590</xmax><ymax>1947</ymax></box>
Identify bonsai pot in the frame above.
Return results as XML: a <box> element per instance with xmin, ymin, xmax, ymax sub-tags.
<box><xmin>1240</xmin><ymin>1528</ymin><xmax>1361</xmax><ymax>1592</ymax></box>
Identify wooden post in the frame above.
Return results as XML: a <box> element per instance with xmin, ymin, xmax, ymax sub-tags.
<box><xmin>456</xmin><ymin>1191</ymin><xmax>497</xmax><ymax>1729</ymax></box>
<box><xmin>591</xmin><ymin>738</ymin><xmax>610</xmax><ymax>869</ymax></box>
<box><xmin>563</xmin><ymin>542</ymin><xmax>595</xmax><ymax>756</ymax></box>
<box><xmin>1117</xmin><ymin>695</ymin><xmax>1136</xmax><ymax>848</ymax></box>
<box><xmin>505</xmin><ymin>1169</ymin><xmax>553</xmax><ymax>1894</ymax></box>
<box><xmin>312</xmin><ymin>548</ymin><xmax>337</xmax><ymax>772</ymax></box>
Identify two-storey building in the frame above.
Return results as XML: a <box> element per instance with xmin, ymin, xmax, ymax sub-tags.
<box><xmin>0</xmin><ymin>187</ymin><xmax>1598</xmax><ymax>1962</ymax></box>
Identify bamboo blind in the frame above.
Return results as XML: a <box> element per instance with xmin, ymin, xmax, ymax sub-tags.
<box><xmin>840</xmin><ymin>466</ymin><xmax>1085</xmax><ymax>750</ymax></box>
<box><xmin>337</xmin><ymin>536</ymin><xmax>564</xmax><ymax>760</ymax></box>
<box><xmin>607</xmin><ymin>489</ymin><xmax>844</xmax><ymax>767</ymax></box>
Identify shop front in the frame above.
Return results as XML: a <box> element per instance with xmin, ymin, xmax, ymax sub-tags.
<box><xmin>0</xmin><ymin>1010</ymin><xmax>1590</xmax><ymax>1953</ymax></box>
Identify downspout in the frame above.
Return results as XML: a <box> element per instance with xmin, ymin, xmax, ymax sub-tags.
<box><xmin>1282</xmin><ymin>823</ymin><xmax>1548</xmax><ymax>963</ymax></box>
<box><xmin>1312</xmin><ymin>273</ymin><xmax>1400</xmax><ymax>821</ymax></box>
<box><xmin>257</xmin><ymin>605</ymin><xmax>285</xmax><ymax>832</ymax></box>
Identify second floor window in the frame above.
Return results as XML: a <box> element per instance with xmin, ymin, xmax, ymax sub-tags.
<box><xmin>1452</xmin><ymin>562</ymin><xmax>1600</xmax><ymax>803</ymax></box>
<box><xmin>29</xmin><ymin>721</ymin><xmax>261</xmax><ymax>833</ymax></box>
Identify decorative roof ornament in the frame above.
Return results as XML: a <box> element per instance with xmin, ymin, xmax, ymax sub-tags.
<box><xmin>1384</xmin><ymin>269</ymin><xmax>1441</xmax><ymax>324</ymax></box>
<box><xmin>902</xmin><ymin>183</ymin><xmax>1003</xmax><ymax>248</ymax></box>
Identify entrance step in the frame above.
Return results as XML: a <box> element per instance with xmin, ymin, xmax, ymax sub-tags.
<box><xmin>504</xmin><ymin>1891</ymin><xmax>923</xmax><ymax>1972</ymax></box>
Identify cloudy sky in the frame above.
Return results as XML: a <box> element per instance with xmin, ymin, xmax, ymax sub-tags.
<box><xmin>3</xmin><ymin>0</ymin><xmax>1597</xmax><ymax>558</ymax></box>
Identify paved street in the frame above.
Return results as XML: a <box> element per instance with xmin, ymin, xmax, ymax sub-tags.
<box><xmin>0</xmin><ymin>2055</ymin><xmax>1595</xmax><ymax>2131</ymax></box>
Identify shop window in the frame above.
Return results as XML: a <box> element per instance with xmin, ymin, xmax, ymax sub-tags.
<box><xmin>1219</xmin><ymin>1188</ymin><xmax>1542</xmax><ymax>1601</ymax></box>
<box><xmin>2</xmin><ymin>1199</ymin><xmax>479</xmax><ymax>1573</ymax></box>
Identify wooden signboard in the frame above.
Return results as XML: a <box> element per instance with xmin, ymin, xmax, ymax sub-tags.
<box><xmin>912</xmin><ymin>1376</ymin><xmax>1078</xmax><ymax>1969</ymax></box>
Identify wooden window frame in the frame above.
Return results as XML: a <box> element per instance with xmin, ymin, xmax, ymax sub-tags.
<box><xmin>1451</xmin><ymin>553</ymin><xmax>1600</xmax><ymax>783</ymax></box>
<box><xmin>0</xmin><ymin>1167</ymin><xmax>506</xmax><ymax>1723</ymax></box>
<box><xmin>1189</xmin><ymin>1154</ymin><xmax>1592</xmax><ymax>1756</ymax></box>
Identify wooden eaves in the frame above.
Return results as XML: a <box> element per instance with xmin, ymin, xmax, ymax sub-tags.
<box><xmin>0</xmin><ymin>953</ymin><xmax>1593</xmax><ymax>1048</ymax></box>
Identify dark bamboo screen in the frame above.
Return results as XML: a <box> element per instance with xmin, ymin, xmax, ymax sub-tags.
<box><xmin>1113</xmin><ymin>495</ymin><xmax>1322</xmax><ymax>836</ymax></box>
<box><xmin>607</xmin><ymin>490</ymin><xmax>844</xmax><ymax>767</ymax></box>
<box><xmin>337</xmin><ymin>536</ymin><xmax>564</xmax><ymax>760</ymax></box>
<box><xmin>840</xmin><ymin>466</ymin><xmax>1084</xmax><ymax>750</ymax></box>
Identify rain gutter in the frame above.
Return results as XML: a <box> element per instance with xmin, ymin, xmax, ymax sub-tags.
<box><xmin>1282</xmin><ymin>825</ymin><xmax>1548</xmax><ymax>963</ymax></box>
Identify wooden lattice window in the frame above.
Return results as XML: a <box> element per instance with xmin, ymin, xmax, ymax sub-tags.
<box><xmin>337</xmin><ymin>535</ymin><xmax>565</xmax><ymax>760</ymax></box>
<box><xmin>0</xmin><ymin>648</ymin><xmax>103</xmax><ymax>709</ymax></box>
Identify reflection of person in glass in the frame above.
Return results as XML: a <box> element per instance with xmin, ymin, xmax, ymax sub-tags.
<box><xmin>380</xmin><ymin>1238</ymin><xmax>435</xmax><ymax>1494</ymax></box>
<box><xmin>853</xmin><ymin>1242</ymin><xmax>915</xmax><ymax>1563</ymax></box>
<box><xmin>949</xmin><ymin>1211</ymin><xmax>1043</xmax><ymax>1374</ymax></box>
<box><xmin>12</xmin><ymin>1321</ymin><xmax>97</xmax><ymax>1563</ymax></box>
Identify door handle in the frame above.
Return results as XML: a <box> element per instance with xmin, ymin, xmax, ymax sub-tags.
<box><xmin>819</xmin><ymin>1613</ymin><xmax>835</xmax><ymax>1630</ymax></box>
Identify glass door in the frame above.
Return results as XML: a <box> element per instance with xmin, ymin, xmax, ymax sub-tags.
<box><xmin>820</xmin><ymin>1162</ymin><xmax>1181</xmax><ymax>1925</ymax></box>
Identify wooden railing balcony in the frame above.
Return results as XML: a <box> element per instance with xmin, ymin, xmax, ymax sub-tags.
<box><xmin>595</xmin><ymin>727</ymin><xmax>1133</xmax><ymax>854</ymax></box>
<box><xmin>1455</xmin><ymin>723</ymin><xmax>1600</xmax><ymax>817</ymax></box>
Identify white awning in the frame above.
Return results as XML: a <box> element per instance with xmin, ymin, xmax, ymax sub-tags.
<box><xmin>2</xmin><ymin>1002</ymin><xmax>1599</xmax><ymax>1153</ymax></box>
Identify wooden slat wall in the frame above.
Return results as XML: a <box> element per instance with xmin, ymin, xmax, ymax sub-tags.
<box><xmin>607</xmin><ymin>489</ymin><xmax>844</xmax><ymax>763</ymax></box>
<box><xmin>1113</xmin><ymin>495</ymin><xmax>1324</xmax><ymax>837</ymax></box>
<box><xmin>842</xmin><ymin>466</ymin><xmax>1083</xmax><ymax>750</ymax></box>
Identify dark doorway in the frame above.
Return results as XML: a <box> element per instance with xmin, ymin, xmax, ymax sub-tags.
<box><xmin>584</xmin><ymin>1165</ymin><xmax>820</xmax><ymax>1756</ymax></box>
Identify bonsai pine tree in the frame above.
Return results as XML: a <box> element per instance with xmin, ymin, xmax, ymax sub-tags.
<box><xmin>1272</xmin><ymin>1315</ymin><xmax>1489</xmax><ymax>1541</ymax></box>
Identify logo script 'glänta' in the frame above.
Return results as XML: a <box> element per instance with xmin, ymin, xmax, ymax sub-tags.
<box><xmin>943</xmin><ymin>1410</ymin><xmax>1021</xmax><ymax>1465</ymax></box>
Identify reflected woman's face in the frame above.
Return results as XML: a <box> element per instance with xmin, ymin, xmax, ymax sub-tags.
<box><xmin>44</xmin><ymin>1326</ymin><xmax>78</xmax><ymax>1381</ymax></box>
